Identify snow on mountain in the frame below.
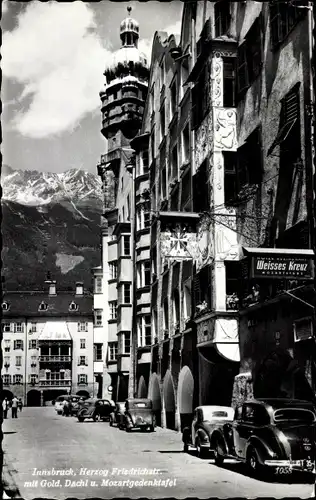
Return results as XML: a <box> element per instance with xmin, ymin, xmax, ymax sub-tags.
<box><xmin>1</xmin><ymin>166</ymin><xmax>103</xmax><ymax>208</ymax></box>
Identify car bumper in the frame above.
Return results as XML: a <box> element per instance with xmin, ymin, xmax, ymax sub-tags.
<box><xmin>264</xmin><ymin>459</ymin><xmax>315</xmax><ymax>472</ymax></box>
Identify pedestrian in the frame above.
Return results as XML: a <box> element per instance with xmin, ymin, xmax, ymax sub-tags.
<box><xmin>63</xmin><ymin>399</ymin><xmax>70</xmax><ymax>417</ymax></box>
<box><xmin>11</xmin><ymin>396</ymin><xmax>18</xmax><ymax>418</ymax></box>
<box><xmin>18</xmin><ymin>398</ymin><xmax>23</xmax><ymax>412</ymax></box>
<box><xmin>2</xmin><ymin>397</ymin><xmax>9</xmax><ymax>419</ymax></box>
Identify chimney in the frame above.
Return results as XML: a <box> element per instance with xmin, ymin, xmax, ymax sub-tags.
<box><xmin>75</xmin><ymin>282</ymin><xmax>84</xmax><ymax>295</ymax></box>
<box><xmin>45</xmin><ymin>280</ymin><xmax>56</xmax><ymax>295</ymax></box>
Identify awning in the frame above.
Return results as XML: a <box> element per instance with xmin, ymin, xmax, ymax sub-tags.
<box><xmin>243</xmin><ymin>247</ymin><xmax>314</xmax><ymax>256</ymax></box>
<box><xmin>38</xmin><ymin>322</ymin><xmax>72</xmax><ymax>341</ymax></box>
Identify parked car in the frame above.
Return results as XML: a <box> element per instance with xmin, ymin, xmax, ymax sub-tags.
<box><xmin>109</xmin><ymin>402</ymin><xmax>126</xmax><ymax>428</ymax></box>
<box><xmin>182</xmin><ymin>406</ymin><xmax>235</xmax><ymax>458</ymax></box>
<box><xmin>77</xmin><ymin>398</ymin><xmax>114</xmax><ymax>422</ymax></box>
<box><xmin>70</xmin><ymin>396</ymin><xmax>89</xmax><ymax>416</ymax></box>
<box><xmin>121</xmin><ymin>398</ymin><xmax>155</xmax><ymax>432</ymax></box>
<box><xmin>211</xmin><ymin>399</ymin><xmax>316</xmax><ymax>477</ymax></box>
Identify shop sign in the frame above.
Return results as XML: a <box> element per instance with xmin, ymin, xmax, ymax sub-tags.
<box><xmin>251</xmin><ymin>255</ymin><xmax>314</xmax><ymax>280</ymax></box>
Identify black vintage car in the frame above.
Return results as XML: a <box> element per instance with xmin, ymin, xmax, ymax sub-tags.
<box><xmin>121</xmin><ymin>398</ymin><xmax>155</xmax><ymax>432</ymax></box>
<box><xmin>182</xmin><ymin>405</ymin><xmax>235</xmax><ymax>458</ymax></box>
<box><xmin>211</xmin><ymin>399</ymin><xmax>316</xmax><ymax>476</ymax></box>
<box><xmin>109</xmin><ymin>402</ymin><xmax>125</xmax><ymax>428</ymax></box>
<box><xmin>77</xmin><ymin>398</ymin><xmax>114</xmax><ymax>422</ymax></box>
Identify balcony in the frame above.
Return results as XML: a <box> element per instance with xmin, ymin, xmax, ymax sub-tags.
<box><xmin>38</xmin><ymin>379</ymin><xmax>72</xmax><ymax>387</ymax></box>
<box><xmin>39</xmin><ymin>355</ymin><xmax>71</xmax><ymax>362</ymax></box>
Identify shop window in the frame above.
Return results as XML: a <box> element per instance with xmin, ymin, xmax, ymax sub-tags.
<box><xmin>223</xmin><ymin>152</ymin><xmax>237</xmax><ymax>204</ymax></box>
<box><xmin>223</xmin><ymin>58</ymin><xmax>236</xmax><ymax>107</ymax></box>
<box><xmin>270</xmin><ymin>1</ymin><xmax>307</xmax><ymax>48</ymax></box>
<box><xmin>214</xmin><ymin>1</ymin><xmax>231</xmax><ymax>37</ymax></box>
<box><xmin>193</xmin><ymin>160</ymin><xmax>209</xmax><ymax>213</ymax></box>
<box><xmin>237</xmin><ymin>15</ymin><xmax>263</xmax><ymax>96</ymax></box>
<box><xmin>236</xmin><ymin>127</ymin><xmax>263</xmax><ymax>190</ymax></box>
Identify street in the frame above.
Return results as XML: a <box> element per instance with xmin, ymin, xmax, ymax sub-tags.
<box><xmin>2</xmin><ymin>407</ymin><xmax>315</xmax><ymax>499</ymax></box>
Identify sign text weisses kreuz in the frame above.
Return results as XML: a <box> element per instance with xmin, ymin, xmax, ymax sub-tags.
<box><xmin>252</xmin><ymin>256</ymin><xmax>314</xmax><ymax>279</ymax></box>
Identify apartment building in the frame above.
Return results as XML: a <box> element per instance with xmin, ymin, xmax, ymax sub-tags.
<box><xmin>1</xmin><ymin>280</ymin><xmax>95</xmax><ymax>405</ymax></box>
<box><xmin>130</xmin><ymin>0</ymin><xmax>316</xmax><ymax>430</ymax></box>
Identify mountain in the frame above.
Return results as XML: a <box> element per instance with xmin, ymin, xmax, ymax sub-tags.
<box><xmin>1</xmin><ymin>166</ymin><xmax>104</xmax><ymax>291</ymax></box>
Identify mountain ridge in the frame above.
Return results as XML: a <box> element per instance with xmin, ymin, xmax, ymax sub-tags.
<box><xmin>1</xmin><ymin>166</ymin><xmax>103</xmax><ymax>291</ymax></box>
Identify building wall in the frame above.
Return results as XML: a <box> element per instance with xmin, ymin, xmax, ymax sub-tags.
<box><xmin>2</xmin><ymin>315</ymin><xmax>95</xmax><ymax>404</ymax></box>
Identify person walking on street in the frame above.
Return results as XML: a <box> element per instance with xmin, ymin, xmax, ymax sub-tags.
<box><xmin>18</xmin><ymin>398</ymin><xmax>23</xmax><ymax>412</ymax></box>
<box><xmin>2</xmin><ymin>397</ymin><xmax>9</xmax><ymax>419</ymax></box>
<box><xmin>11</xmin><ymin>396</ymin><xmax>18</xmax><ymax>418</ymax></box>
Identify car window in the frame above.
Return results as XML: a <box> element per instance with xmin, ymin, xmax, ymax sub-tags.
<box><xmin>274</xmin><ymin>408</ymin><xmax>316</xmax><ymax>424</ymax></box>
<box><xmin>234</xmin><ymin>406</ymin><xmax>243</xmax><ymax>421</ymax></box>
<box><xmin>243</xmin><ymin>404</ymin><xmax>256</xmax><ymax>423</ymax></box>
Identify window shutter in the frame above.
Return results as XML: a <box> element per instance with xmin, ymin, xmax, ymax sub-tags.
<box><xmin>283</xmin><ymin>86</ymin><xmax>300</xmax><ymax>123</ymax></box>
<box><xmin>237</xmin><ymin>42</ymin><xmax>249</xmax><ymax>95</ymax></box>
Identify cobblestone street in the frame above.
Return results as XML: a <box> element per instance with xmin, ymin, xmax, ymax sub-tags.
<box><xmin>2</xmin><ymin>407</ymin><xmax>315</xmax><ymax>499</ymax></box>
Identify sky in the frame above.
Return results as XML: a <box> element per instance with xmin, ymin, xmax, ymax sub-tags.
<box><xmin>2</xmin><ymin>0</ymin><xmax>183</xmax><ymax>174</ymax></box>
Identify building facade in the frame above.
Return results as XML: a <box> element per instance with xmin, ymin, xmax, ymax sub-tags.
<box><xmin>97</xmin><ymin>7</ymin><xmax>149</xmax><ymax>401</ymax></box>
<box><xmin>1</xmin><ymin>280</ymin><xmax>95</xmax><ymax>406</ymax></box>
<box><xmin>129</xmin><ymin>0</ymin><xmax>316</xmax><ymax>431</ymax></box>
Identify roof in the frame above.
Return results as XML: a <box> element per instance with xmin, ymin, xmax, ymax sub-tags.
<box><xmin>2</xmin><ymin>291</ymin><xmax>93</xmax><ymax>318</ymax></box>
<box><xmin>38</xmin><ymin>321</ymin><xmax>72</xmax><ymax>341</ymax></box>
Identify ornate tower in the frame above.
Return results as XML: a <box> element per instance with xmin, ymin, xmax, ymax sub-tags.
<box><xmin>100</xmin><ymin>6</ymin><xmax>149</xmax><ymax>146</ymax></box>
<box><xmin>97</xmin><ymin>8</ymin><xmax>149</xmax><ymax>402</ymax></box>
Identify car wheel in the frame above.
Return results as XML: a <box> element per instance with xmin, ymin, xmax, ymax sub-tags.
<box><xmin>149</xmin><ymin>425</ymin><xmax>155</xmax><ymax>433</ymax></box>
<box><xmin>247</xmin><ymin>447</ymin><xmax>262</xmax><ymax>476</ymax></box>
<box><xmin>109</xmin><ymin>418</ymin><xmax>113</xmax><ymax>427</ymax></box>
<box><xmin>78</xmin><ymin>417</ymin><xmax>85</xmax><ymax>422</ymax></box>
<box><xmin>214</xmin><ymin>440</ymin><xmax>225</xmax><ymax>466</ymax></box>
<box><xmin>93</xmin><ymin>413</ymin><xmax>101</xmax><ymax>422</ymax></box>
<box><xmin>126</xmin><ymin>426</ymin><xmax>131</xmax><ymax>432</ymax></box>
<box><xmin>183</xmin><ymin>443</ymin><xmax>189</xmax><ymax>453</ymax></box>
<box><xmin>195</xmin><ymin>438</ymin><xmax>207</xmax><ymax>459</ymax></box>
